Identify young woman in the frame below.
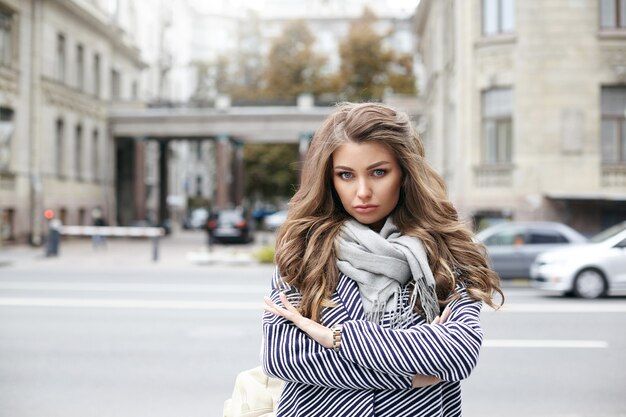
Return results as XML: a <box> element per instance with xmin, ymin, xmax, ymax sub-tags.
<box><xmin>262</xmin><ymin>102</ymin><xmax>503</xmax><ymax>417</ymax></box>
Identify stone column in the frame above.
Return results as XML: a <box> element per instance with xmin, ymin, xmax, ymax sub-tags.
<box><xmin>133</xmin><ymin>140</ymin><xmax>146</xmax><ymax>222</ymax></box>
<box><xmin>231</xmin><ymin>140</ymin><xmax>245</xmax><ymax>207</ymax></box>
<box><xmin>298</xmin><ymin>132</ymin><xmax>313</xmax><ymax>181</ymax></box>
<box><xmin>157</xmin><ymin>140</ymin><xmax>169</xmax><ymax>225</ymax></box>
<box><xmin>215</xmin><ymin>134</ymin><xmax>231</xmax><ymax>209</ymax></box>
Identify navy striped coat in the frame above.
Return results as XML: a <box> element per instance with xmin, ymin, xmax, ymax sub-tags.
<box><xmin>262</xmin><ymin>269</ymin><xmax>484</xmax><ymax>417</ymax></box>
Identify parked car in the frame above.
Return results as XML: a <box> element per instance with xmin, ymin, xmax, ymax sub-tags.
<box><xmin>183</xmin><ymin>208</ymin><xmax>209</xmax><ymax>230</ymax></box>
<box><xmin>264</xmin><ymin>210</ymin><xmax>288</xmax><ymax>232</ymax></box>
<box><xmin>530</xmin><ymin>221</ymin><xmax>626</xmax><ymax>298</ymax></box>
<box><xmin>207</xmin><ymin>209</ymin><xmax>253</xmax><ymax>244</ymax></box>
<box><xmin>475</xmin><ymin>221</ymin><xmax>587</xmax><ymax>279</ymax></box>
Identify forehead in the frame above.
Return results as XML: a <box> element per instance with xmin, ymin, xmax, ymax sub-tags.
<box><xmin>332</xmin><ymin>141</ymin><xmax>397</xmax><ymax>167</ymax></box>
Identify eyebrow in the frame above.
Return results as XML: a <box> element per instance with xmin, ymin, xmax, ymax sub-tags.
<box><xmin>333</xmin><ymin>161</ymin><xmax>391</xmax><ymax>171</ymax></box>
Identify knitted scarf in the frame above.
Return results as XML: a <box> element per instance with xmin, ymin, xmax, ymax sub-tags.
<box><xmin>335</xmin><ymin>217</ymin><xmax>440</xmax><ymax>326</ymax></box>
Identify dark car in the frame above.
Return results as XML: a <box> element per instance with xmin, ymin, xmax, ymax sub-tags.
<box><xmin>207</xmin><ymin>209</ymin><xmax>254</xmax><ymax>244</ymax></box>
<box><xmin>475</xmin><ymin>221</ymin><xmax>587</xmax><ymax>279</ymax></box>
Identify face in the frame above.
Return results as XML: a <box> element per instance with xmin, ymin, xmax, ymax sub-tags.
<box><xmin>332</xmin><ymin>141</ymin><xmax>402</xmax><ymax>232</ymax></box>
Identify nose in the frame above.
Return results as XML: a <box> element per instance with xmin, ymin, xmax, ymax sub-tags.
<box><xmin>356</xmin><ymin>178</ymin><xmax>372</xmax><ymax>200</ymax></box>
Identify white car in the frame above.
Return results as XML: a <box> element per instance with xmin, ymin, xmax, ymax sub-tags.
<box><xmin>264</xmin><ymin>210</ymin><xmax>288</xmax><ymax>232</ymax></box>
<box><xmin>530</xmin><ymin>222</ymin><xmax>626</xmax><ymax>298</ymax></box>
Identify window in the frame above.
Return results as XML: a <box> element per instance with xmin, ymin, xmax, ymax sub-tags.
<box><xmin>527</xmin><ymin>230</ymin><xmax>568</xmax><ymax>244</ymax></box>
<box><xmin>56</xmin><ymin>119</ymin><xmax>64</xmax><ymax>177</ymax></box>
<box><xmin>482</xmin><ymin>0</ymin><xmax>515</xmax><ymax>36</ymax></box>
<box><xmin>0</xmin><ymin>107</ymin><xmax>14</xmax><ymax>172</ymax></box>
<box><xmin>75</xmin><ymin>124</ymin><xmax>82</xmax><ymax>180</ymax></box>
<box><xmin>601</xmin><ymin>87</ymin><xmax>626</xmax><ymax>164</ymax></box>
<box><xmin>92</xmin><ymin>129</ymin><xmax>99</xmax><ymax>182</ymax></box>
<box><xmin>482</xmin><ymin>88</ymin><xmax>513</xmax><ymax>164</ymax></box>
<box><xmin>57</xmin><ymin>33</ymin><xmax>66</xmax><ymax>82</ymax></box>
<box><xmin>111</xmin><ymin>69</ymin><xmax>121</xmax><ymax>100</ymax></box>
<box><xmin>76</xmin><ymin>44</ymin><xmax>84</xmax><ymax>90</ymax></box>
<box><xmin>484</xmin><ymin>227</ymin><xmax>524</xmax><ymax>246</ymax></box>
<box><xmin>600</xmin><ymin>0</ymin><xmax>626</xmax><ymax>29</ymax></box>
<box><xmin>132</xmin><ymin>80</ymin><xmax>138</xmax><ymax>100</ymax></box>
<box><xmin>93</xmin><ymin>53</ymin><xmax>101</xmax><ymax>97</ymax></box>
<box><xmin>196</xmin><ymin>175</ymin><xmax>202</xmax><ymax>197</ymax></box>
<box><xmin>0</xmin><ymin>9</ymin><xmax>12</xmax><ymax>66</ymax></box>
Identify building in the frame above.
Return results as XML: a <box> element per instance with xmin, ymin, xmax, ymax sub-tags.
<box><xmin>414</xmin><ymin>0</ymin><xmax>626</xmax><ymax>234</ymax></box>
<box><xmin>129</xmin><ymin>0</ymin><xmax>419</xmax><ymax>223</ymax></box>
<box><xmin>0</xmin><ymin>0</ymin><xmax>145</xmax><ymax>244</ymax></box>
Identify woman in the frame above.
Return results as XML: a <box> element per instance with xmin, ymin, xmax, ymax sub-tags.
<box><xmin>262</xmin><ymin>102</ymin><xmax>503</xmax><ymax>417</ymax></box>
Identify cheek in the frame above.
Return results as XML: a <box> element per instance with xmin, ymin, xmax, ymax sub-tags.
<box><xmin>387</xmin><ymin>177</ymin><xmax>402</xmax><ymax>205</ymax></box>
<box><xmin>332</xmin><ymin>179</ymin><xmax>349</xmax><ymax>204</ymax></box>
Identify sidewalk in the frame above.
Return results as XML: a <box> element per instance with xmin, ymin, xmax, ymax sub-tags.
<box><xmin>0</xmin><ymin>229</ymin><xmax>276</xmax><ymax>270</ymax></box>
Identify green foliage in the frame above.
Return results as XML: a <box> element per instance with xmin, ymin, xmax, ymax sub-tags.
<box><xmin>255</xmin><ymin>245</ymin><xmax>276</xmax><ymax>263</ymax></box>
<box><xmin>244</xmin><ymin>143</ymin><xmax>299</xmax><ymax>203</ymax></box>
<box><xmin>264</xmin><ymin>20</ymin><xmax>327</xmax><ymax>100</ymax></box>
<box><xmin>388</xmin><ymin>53</ymin><xmax>417</xmax><ymax>95</ymax></box>
<box><xmin>335</xmin><ymin>7</ymin><xmax>393</xmax><ymax>101</ymax></box>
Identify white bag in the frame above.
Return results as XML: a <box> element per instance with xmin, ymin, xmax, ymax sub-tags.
<box><xmin>223</xmin><ymin>367</ymin><xmax>285</xmax><ymax>417</ymax></box>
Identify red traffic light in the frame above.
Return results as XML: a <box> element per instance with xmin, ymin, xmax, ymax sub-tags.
<box><xmin>44</xmin><ymin>209</ymin><xmax>55</xmax><ymax>220</ymax></box>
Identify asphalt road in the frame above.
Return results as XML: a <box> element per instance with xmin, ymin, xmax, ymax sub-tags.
<box><xmin>0</xmin><ymin>243</ymin><xmax>625</xmax><ymax>417</ymax></box>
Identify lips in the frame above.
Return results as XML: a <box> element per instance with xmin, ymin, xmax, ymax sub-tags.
<box><xmin>354</xmin><ymin>204</ymin><xmax>378</xmax><ymax>214</ymax></box>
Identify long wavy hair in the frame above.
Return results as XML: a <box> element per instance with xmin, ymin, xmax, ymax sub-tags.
<box><xmin>275</xmin><ymin>102</ymin><xmax>503</xmax><ymax>322</ymax></box>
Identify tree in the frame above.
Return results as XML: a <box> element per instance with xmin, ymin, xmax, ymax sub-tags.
<box><xmin>189</xmin><ymin>55</ymin><xmax>232</xmax><ymax>106</ymax></box>
<box><xmin>231</xmin><ymin>9</ymin><xmax>265</xmax><ymax>102</ymax></box>
<box><xmin>335</xmin><ymin>7</ymin><xmax>416</xmax><ymax>101</ymax></box>
<box><xmin>244</xmin><ymin>144</ymin><xmax>299</xmax><ymax>203</ymax></box>
<box><xmin>387</xmin><ymin>53</ymin><xmax>417</xmax><ymax>95</ymax></box>
<box><xmin>264</xmin><ymin>20</ymin><xmax>326</xmax><ymax>101</ymax></box>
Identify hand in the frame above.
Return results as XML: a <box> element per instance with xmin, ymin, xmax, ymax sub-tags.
<box><xmin>264</xmin><ymin>292</ymin><xmax>334</xmax><ymax>349</ymax></box>
<box><xmin>412</xmin><ymin>374</ymin><xmax>443</xmax><ymax>388</ymax></box>
<box><xmin>430</xmin><ymin>306</ymin><xmax>452</xmax><ymax>325</ymax></box>
<box><xmin>411</xmin><ymin>305</ymin><xmax>452</xmax><ymax>388</ymax></box>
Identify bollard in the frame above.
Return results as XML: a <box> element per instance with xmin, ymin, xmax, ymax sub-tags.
<box><xmin>152</xmin><ymin>236</ymin><xmax>159</xmax><ymax>262</ymax></box>
<box><xmin>45</xmin><ymin>219</ymin><xmax>62</xmax><ymax>257</ymax></box>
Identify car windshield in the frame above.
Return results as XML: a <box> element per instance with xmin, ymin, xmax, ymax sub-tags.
<box><xmin>218</xmin><ymin>211</ymin><xmax>243</xmax><ymax>223</ymax></box>
<box><xmin>590</xmin><ymin>222</ymin><xmax>626</xmax><ymax>243</ymax></box>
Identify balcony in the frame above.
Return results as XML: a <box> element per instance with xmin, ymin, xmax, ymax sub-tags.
<box><xmin>473</xmin><ymin>163</ymin><xmax>514</xmax><ymax>188</ymax></box>
<box><xmin>601</xmin><ymin>164</ymin><xmax>626</xmax><ymax>187</ymax></box>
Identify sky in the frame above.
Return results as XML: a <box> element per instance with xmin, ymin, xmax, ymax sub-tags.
<box><xmin>186</xmin><ymin>0</ymin><xmax>421</xmax><ymax>17</ymax></box>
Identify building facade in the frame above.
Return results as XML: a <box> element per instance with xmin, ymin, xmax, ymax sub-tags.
<box><xmin>415</xmin><ymin>0</ymin><xmax>626</xmax><ymax>234</ymax></box>
<box><xmin>0</xmin><ymin>0</ymin><xmax>145</xmax><ymax>244</ymax></box>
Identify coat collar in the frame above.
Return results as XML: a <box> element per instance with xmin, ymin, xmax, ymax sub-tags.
<box><xmin>332</xmin><ymin>273</ymin><xmax>366</xmax><ymax>321</ymax></box>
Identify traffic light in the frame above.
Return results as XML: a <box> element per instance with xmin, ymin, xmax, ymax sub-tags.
<box><xmin>44</xmin><ymin>209</ymin><xmax>55</xmax><ymax>220</ymax></box>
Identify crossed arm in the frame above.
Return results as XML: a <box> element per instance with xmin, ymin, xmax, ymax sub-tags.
<box><xmin>264</xmin><ymin>292</ymin><xmax>451</xmax><ymax>388</ymax></box>
<box><xmin>262</xmin><ymin>286</ymin><xmax>482</xmax><ymax>390</ymax></box>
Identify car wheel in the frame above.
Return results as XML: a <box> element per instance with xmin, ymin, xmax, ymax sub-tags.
<box><xmin>573</xmin><ymin>268</ymin><xmax>607</xmax><ymax>299</ymax></box>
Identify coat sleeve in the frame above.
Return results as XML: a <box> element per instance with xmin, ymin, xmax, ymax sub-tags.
<box><xmin>261</xmin><ymin>273</ymin><xmax>412</xmax><ymax>390</ymax></box>
<box><xmin>338</xmin><ymin>287</ymin><xmax>484</xmax><ymax>382</ymax></box>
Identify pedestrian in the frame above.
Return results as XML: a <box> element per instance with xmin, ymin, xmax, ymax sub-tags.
<box><xmin>261</xmin><ymin>102</ymin><xmax>504</xmax><ymax>417</ymax></box>
<box><xmin>91</xmin><ymin>206</ymin><xmax>107</xmax><ymax>249</ymax></box>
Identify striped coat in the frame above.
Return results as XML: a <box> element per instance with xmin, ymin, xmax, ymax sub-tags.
<box><xmin>262</xmin><ymin>269</ymin><xmax>484</xmax><ymax>417</ymax></box>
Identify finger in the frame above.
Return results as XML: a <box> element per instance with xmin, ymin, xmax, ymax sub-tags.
<box><xmin>279</xmin><ymin>292</ymin><xmax>298</xmax><ymax>312</ymax></box>
<box><xmin>440</xmin><ymin>306</ymin><xmax>452</xmax><ymax>323</ymax></box>
<box><xmin>431</xmin><ymin>315</ymin><xmax>440</xmax><ymax>325</ymax></box>
<box><xmin>264</xmin><ymin>297</ymin><xmax>287</xmax><ymax>317</ymax></box>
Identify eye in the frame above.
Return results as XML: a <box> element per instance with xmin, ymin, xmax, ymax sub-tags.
<box><xmin>337</xmin><ymin>171</ymin><xmax>353</xmax><ymax>180</ymax></box>
<box><xmin>372</xmin><ymin>169</ymin><xmax>386</xmax><ymax>177</ymax></box>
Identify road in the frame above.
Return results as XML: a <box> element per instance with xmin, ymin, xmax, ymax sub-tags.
<box><xmin>0</xmin><ymin>236</ymin><xmax>625</xmax><ymax>417</ymax></box>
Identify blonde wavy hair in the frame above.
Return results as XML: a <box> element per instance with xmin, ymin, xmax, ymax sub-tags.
<box><xmin>275</xmin><ymin>102</ymin><xmax>503</xmax><ymax>322</ymax></box>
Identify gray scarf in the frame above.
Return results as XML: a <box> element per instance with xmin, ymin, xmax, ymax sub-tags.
<box><xmin>335</xmin><ymin>218</ymin><xmax>440</xmax><ymax>326</ymax></box>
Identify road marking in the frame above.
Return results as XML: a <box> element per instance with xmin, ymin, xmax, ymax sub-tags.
<box><xmin>1</xmin><ymin>296</ymin><xmax>625</xmax><ymax>314</ymax></box>
<box><xmin>0</xmin><ymin>282</ymin><xmax>269</xmax><ymax>294</ymax></box>
<box><xmin>483</xmin><ymin>303</ymin><xmax>626</xmax><ymax>313</ymax></box>
<box><xmin>484</xmin><ymin>339</ymin><xmax>608</xmax><ymax>348</ymax></box>
<box><xmin>0</xmin><ymin>297</ymin><xmax>262</xmax><ymax>310</ymax></box>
